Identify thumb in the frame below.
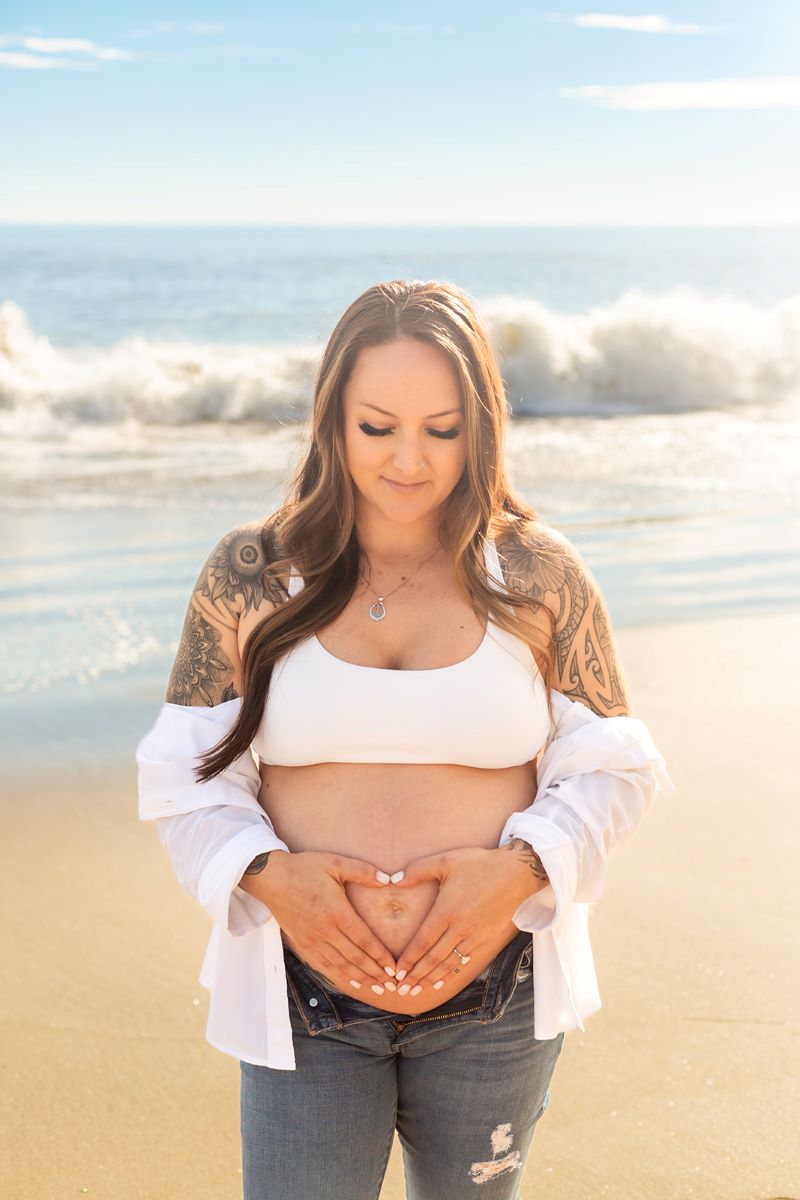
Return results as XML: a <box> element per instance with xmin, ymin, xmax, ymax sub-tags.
<box><xmin>391</xmin><ymin>853</ymin><xmax>446</xmax><ymax>889</ymax></box>
<box><xmin>333</xmin><ymin>855</ymin><xmax>400</xmax><ymax>888</ymax></box>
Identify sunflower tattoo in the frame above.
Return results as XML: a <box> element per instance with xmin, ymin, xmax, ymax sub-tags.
<box><xmin>200</xmin><ymin>528</ymin><xmax>287</xmax><ymax>612</ymax></box>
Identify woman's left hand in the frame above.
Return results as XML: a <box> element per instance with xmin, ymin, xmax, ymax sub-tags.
<box><xmin>389</xmin><ymin>846</ymin><xmax>545</xmax><ymax>995</ymax></box>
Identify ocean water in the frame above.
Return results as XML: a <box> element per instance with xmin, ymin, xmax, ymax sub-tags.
<box><xmin>1</xmin><ymin>224</ymin><xmax>798</xmax><ymax>774</ymax></box>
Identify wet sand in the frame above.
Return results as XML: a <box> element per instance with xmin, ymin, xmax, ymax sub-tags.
<box><xmin>1</xmin><ymin>611</ymin><xmax>798</xmax><ymax>1199</ymax></box>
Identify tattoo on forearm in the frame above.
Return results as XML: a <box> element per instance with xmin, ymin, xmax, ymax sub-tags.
<box><xmin>510</xmin><ymin>838</ymin><xmax>550</xmax><ymax>883</ymax></box>
<box><xmin>243</xmin><ymin>852</ymin><xmax>271</xmax><ymax>875</ymax></box>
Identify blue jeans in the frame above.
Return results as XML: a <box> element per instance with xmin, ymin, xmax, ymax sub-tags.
<box><xmin>240</xmin><ymin>929</ymin><xmax>565</xmax><ymax>1200</ymax></box>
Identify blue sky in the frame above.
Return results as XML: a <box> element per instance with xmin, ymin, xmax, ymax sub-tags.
<box><xmin>1</xmin><ymin>1</ymin><xmax>798</xmax><ymax>224</ymax></box>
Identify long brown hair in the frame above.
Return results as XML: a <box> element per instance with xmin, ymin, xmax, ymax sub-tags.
<box><xmin>195</xmin><ymin>278</ymin><xmax>563</xmax><ymax>782</ymax></box>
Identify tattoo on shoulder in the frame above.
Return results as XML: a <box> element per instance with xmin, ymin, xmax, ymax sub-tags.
<box><xmin>199</xmin><ymin>525</ymin><xmax>288</xmax><ymax>617</ymax></box>
<box><xmin>498</xmin><ymin>523</ymin><xmax>630</xmax><ymax>716</ymax></box>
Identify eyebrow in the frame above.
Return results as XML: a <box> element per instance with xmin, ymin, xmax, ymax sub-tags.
<box><xmin>359</xmin><ymin>402</ymin><xmax>463</xmax><ymax>420</ymax></box>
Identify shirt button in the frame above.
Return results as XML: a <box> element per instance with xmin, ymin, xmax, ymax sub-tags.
<box><xmin>309</xmin><ymin>997</ymin><xmax>318</xmax><ymax>1007</ymax></box>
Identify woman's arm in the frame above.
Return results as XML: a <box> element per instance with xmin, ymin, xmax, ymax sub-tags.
<box><xmin>496</xmin><ymin>522</ymin><xmax>674</xmax><ymax>930</ymax></box>
<box><xmin>389</xmin><ymin>524</ymin><xmax>674</xmax><ymax>991</ymax></box>
<box><xmin>136</xmin><ymin>524</ymin><xmax>291</xmax><ymax>935</ymax></box>
<box><xmin>136</xmin><ymin>524</ymin><xmax>403</xmax><ymax>986</ymax></box>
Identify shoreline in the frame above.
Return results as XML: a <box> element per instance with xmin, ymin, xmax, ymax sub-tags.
<box><xmin>1</xmin><ymin>609</ymin><xmax>798</xmax><ymax>1198</ymax></box>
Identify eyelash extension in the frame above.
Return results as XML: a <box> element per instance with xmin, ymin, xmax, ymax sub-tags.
<box><xmin>358</xmin><ymin>421</ymin><xmax>461</xmax><ymax>440</ymax></box>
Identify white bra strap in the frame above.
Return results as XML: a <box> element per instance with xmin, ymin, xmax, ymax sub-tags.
<box><xmin>482</xmin><ymin>537</ymin><xmax>506</xmax><ymax>591</ymax></box>
<box><xmin>287</xmin><ymin>566</ymin><xmax>305</xmax><ymax>597</ymax></box>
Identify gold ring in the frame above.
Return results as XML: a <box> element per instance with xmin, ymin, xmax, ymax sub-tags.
<box><xmin>451</xmin><ymin>946</ymin><xmax>471</xmax><ymax>965</ymax></box>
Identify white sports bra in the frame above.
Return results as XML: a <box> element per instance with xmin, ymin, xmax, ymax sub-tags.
<box><xmin>252</xmin><ymin>538</ymin><xmax>551</xmax><ymax>768</ymax></box>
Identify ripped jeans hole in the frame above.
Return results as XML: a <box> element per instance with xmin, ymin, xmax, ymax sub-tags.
<box><xmin>468</xmin><ymin>1122</ymin><xmax>523</xmax><ymax>1186</ymax></box>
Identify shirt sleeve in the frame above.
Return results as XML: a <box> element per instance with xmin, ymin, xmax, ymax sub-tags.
<box><xmin>136</xmin><ymin>698</ymin><xmax>291</xmax><ymax>935</ymax></box>
<box><xmin>498</xmin><ymin>690</ymin><xmax>676</xmax><ymax>933</ymax></box>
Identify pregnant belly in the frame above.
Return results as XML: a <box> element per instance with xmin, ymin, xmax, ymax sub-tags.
<box><xmin>282</xmin><ymin>879</ymin><xmax>520</xmax><ymax>1017</ymax></box>
<box><xmin>262</xmin><ymin>760</ymin><xmax>537</xmax><ymax>1017</ymax></box>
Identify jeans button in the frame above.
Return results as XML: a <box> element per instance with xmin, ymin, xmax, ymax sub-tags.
<box><xmin>309</xmin><ymin>997</ymin><xmax>318</xmax><ymax>1007</ymax></box>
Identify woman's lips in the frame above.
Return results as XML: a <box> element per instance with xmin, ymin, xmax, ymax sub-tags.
<box><xmin>382</xmin><ymin>478</ymin><xmax>427</xmax><ymax>492</ymax></box>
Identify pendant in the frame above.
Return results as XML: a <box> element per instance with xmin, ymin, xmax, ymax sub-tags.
<box><xmin>369</xmin><ymin>597</ymin><xmax>386</xmax><ymax>621</ymax></box>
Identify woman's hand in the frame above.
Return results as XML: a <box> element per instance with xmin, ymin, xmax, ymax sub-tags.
<box><xmin>389</xmin><ymin>846</ymin><xmax>546</xmax><ymax>996</ymax></box>
<box><xmin>242</xmin><ymin>850</ymin><xmax>400</xmax><ymax>990</ymax></box>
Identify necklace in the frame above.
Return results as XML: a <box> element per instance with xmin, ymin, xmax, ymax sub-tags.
<box><xmin>362</xmin><ymin>545</ymin><xmax>442</xmax><ymax>621</ymax></box>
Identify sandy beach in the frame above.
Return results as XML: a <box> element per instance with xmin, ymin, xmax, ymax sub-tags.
<box><xmin>1</xmin><ymin>610</ymin><xmax>798</xmax><ymax>1200</ymax></box>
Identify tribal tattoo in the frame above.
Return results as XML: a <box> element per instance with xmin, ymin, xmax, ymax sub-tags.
<box><xmin>497</xmin><ymin>522</ymin><xmax>630</xmax><ymax>717</ymax></box>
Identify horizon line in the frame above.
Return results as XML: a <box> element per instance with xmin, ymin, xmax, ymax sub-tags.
<box><xmin>1</xmin><ymin>219</ymin><xmax>798</xmax><ymax>230</ymax></box>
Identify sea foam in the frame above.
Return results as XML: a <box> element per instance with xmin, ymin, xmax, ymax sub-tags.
<box><xmin>1</xmin><ymin>287</ymin><xmax>799</xmax><ymax>438</ymax></box>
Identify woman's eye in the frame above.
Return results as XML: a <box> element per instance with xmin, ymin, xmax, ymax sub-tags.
<box><xmin>358</xmin><ymin>422</ymin><xmax>393</xmax><ymax>436</ymax></box>
<box><xmin>358</xmin><ymin>421</ymin><xmax>461</xmax><ymax>439</ymax></box>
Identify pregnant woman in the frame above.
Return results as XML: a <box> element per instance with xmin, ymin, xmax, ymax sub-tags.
<box><xmin>136</xmin><ymin>279</ymin><xmax>673</xmax><ymax>1200</ymax></box>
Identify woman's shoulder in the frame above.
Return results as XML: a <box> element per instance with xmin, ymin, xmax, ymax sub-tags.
<box><xmin>202</xmin><ymin>516</ymin><xmax>290</xmax><ymax>616</ymax></box>
<box><xmin>495</xmin><ymin>515</ymin><xmax>632</xmax><ymax>717</ymax></box>
<box><xmin>493</xmin><ymin>515</ymin><xmax>577</xmax><ymax>601</ymax></box>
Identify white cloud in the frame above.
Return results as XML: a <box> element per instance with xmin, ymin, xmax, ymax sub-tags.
<box><xmin>573</xmin><ymin>13</ymin><xmax>703</xmax><ymax>34</ymax></box>
<box><xmin>0</xmin><ymin>49</ymin><xmax>97</xmax><ymax>70</ymax></box>
<box><xmin>0</xmin><ymin>32</ymin><xmax>132</xmax><ymax>66</ymax></box>
<box><xmin>562</xmin><ymin>76</ymin><xmax>800</xmax><ymax>110</ymax></box>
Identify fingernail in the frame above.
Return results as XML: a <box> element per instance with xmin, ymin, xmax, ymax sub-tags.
<box><xmin>375</xmin><ymin>870</ymin><xmax>391</xmax><ymax>884</ymax></box>
<box><xmin>433</xmin><ymin>980</ymin><xmax>444</xmax><ymax>990</ymax></box>
<box><xmin>384</xmin><ymin>981</ymin><xmax>397</xmax><ymax>992</ymax></box>
<box><xmin>395</xmin><ymin>969</ymin><xmax>407</xmax><ymax>981</ymax></box>
<box><xmin>389</xmin><ymin>870</ymin><xmax>404</xmax><ymax>883</ymax></box>
<box><xmin>371</xmin><ymin>984</ymin><xmax>385</xmax><ymax>995</ymax></box>
<box><xmin>349</xmin><ymin>979</ymin><xmax>361</xmax><ymax>989</ymax></box>
<box><xmin>398</xmin><ymin>984</ymin><xmax>410</xmax><ymax>995</ymax></box>
<box><xmin>410</xmin><ymin>985</ymin><xmax>422</xmax><ymax>996</ymax></box>
<box><xmin>384</xmin><ymin>966</ymin><xmax>396</xmax><ymax>977</ymax></box>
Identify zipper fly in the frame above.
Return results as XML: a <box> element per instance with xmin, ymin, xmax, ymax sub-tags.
<box><xmin>392</xmin><ymin>1003</ymin><xmax>482</xmax><ymax>1032</ymax></box>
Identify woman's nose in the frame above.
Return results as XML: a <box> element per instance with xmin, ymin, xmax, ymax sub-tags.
<box><xmin>392</xmin><ymin>437</ymin><xmax>426</xmax><ymax>474</ymax></box>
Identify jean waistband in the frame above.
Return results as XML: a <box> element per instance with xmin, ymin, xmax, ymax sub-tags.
<box><xmin>285</xmin><ymin>928</ymin><xmax>533</xmax><ymax>1037</ymax></box>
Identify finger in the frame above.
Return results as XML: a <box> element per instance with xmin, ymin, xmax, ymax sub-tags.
<box><xmin>394</xmin><ymin>913</ymin><xmax>455</xmax><ymax>992</ymax></box>
<box><xmin>398</xmin><ymin>926</ymin><xmax>472</xmax><ymax>993</ymax></box>
<box><xmin>331</xmin><ymin>854</ymin><xmax>400</xmax><ymax>889</ymax></box>
<box><xmin>337</xmin><ymin>912</ymin><xmax>398</xmax><ymax>983</ymax></box>
<box><xmin>320</xmin><ymin>934</ymin><xmax>398</xmax><ymax>995</ymax></box>
<box><xmin>391</xmin><ymin>852</ymin><xmax>447</xmax><ymax>890</ymax></box>
<box><xmin>412</xmin><ymin>935</ymin><xmax>480</xmax><ymax>994</ymax></box>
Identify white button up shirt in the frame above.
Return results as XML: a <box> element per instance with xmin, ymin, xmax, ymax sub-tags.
<box><xmin>136</xmin><ymin>689</ymin><xmax>674</xmax><ymax>1070</ymax></box>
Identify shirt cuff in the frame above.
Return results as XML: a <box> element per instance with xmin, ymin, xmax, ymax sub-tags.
<box><xmin>498</xmin><ymin>812</ymin><xmax>578</xmax><ymax>933</ymax></box>
<box><xmin>198</xmin><ymin>823</ymin><xmax>289</xmax><ymax>934</ymax></box>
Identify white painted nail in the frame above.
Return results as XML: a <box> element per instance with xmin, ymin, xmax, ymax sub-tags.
<box><xmin>349</xmin><ymin>979</ymin><xmax>361</xmax><ymax>989</ymax></box>
<box><xmin>395</xmin><ymin>969</ymin><xmax>407</xmax><ymax>981</ymax></box>
<box><xmin>384</xmin><ymin>981</ymin><xmax>397</xmax><ymax>992</ymax></box>
<box><xmin>398</xmin><ymin>984</ymin><xmax>410</xmax><ymax>995</ymax></box>
<box><xmin>433</xmin><ymin>980</ymin><xmax>444</xmax><ymax>990</ymax></box>
<box><xmin>383</xmin><ymin>965</ymin><xmax>396</xmax><ymax>977</ymax></box>
<box><xmin>410</xmin><ymin>985</ymin><xmax>422</xmax><ymax>996</ymax></box>
<box><xmin>371</xmin><ymin>984</ymin><xmax>385</xmax><ymax>995</ymax></box>
<box><xmin>375</xmin><ymin>870</ymin><xmax>391</xmax><ymax>884</ymax></box>
<box><xmin>389</xmin><ymin>870</ymin><xmax>405</xmax><ymax>883</ymax></box>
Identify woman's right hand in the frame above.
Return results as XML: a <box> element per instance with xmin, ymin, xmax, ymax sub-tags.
<box><xmin>241</xmin><ymin>849</ymin><xmax>399</xmax><ymax>989</ymax></box>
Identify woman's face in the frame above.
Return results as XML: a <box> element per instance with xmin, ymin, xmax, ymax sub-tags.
<box><xmin>342</xmin><ymin>338</ymin><xmax>467</xmax><ymax>526</ymax></box>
